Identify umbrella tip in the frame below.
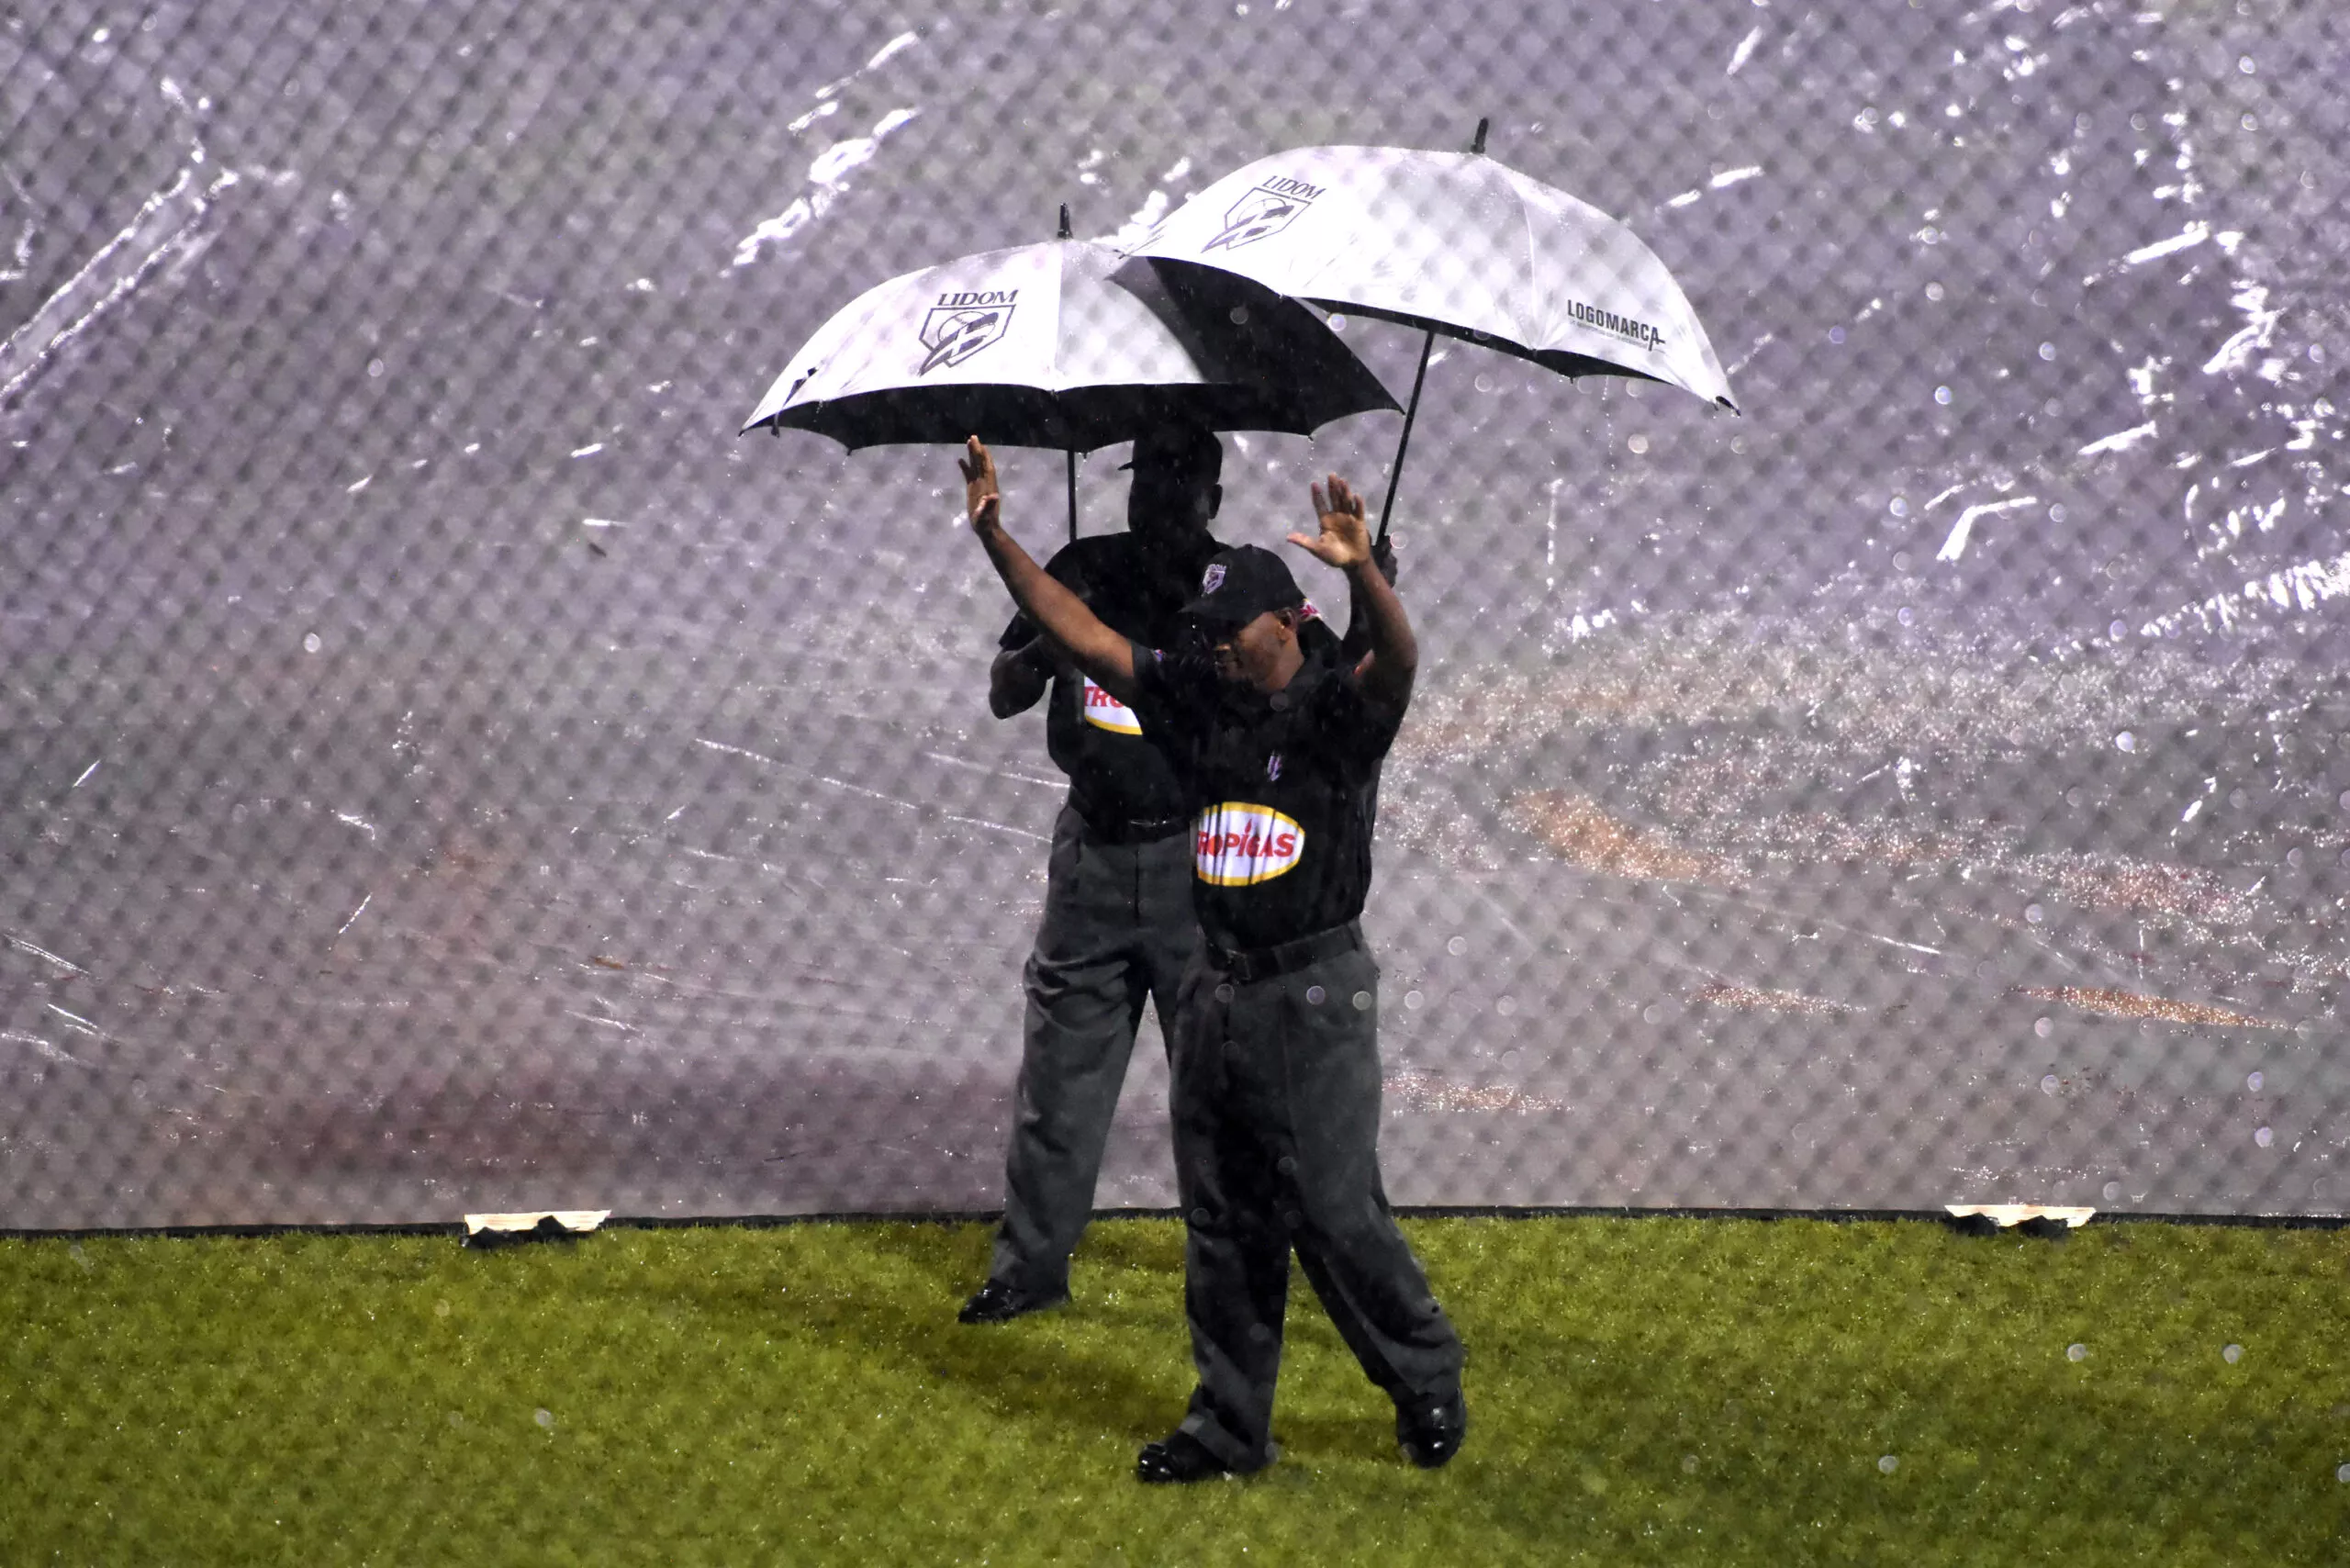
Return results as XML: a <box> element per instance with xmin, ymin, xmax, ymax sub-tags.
<box><xmin>1058</xmin><ymin>203</ymin><xmax>1072</xmax><ymax>239</ymax></box>
<box><xmin>1471</xmin><ymin>117</ymin><xmax>1489</xmax><ymax>154</ymax></box>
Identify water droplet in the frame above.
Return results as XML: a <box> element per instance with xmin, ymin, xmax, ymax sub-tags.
<box><xmin>1352</xmin><ymin>990</ymin><xmax>1371</xmax><ymax>1011</ymax></box>
<box><xmin>1829</xmin><ymin>325</ymin><xmax>1846</xmax><ymax>344</ymax></box>
<box><xmin>1897</xmin><ymin>606</ymin><xmax>1914</xmax><ymax>626</ymax></box>
<box><xmin>1447</xmin><ymin>935</ymin><xmax>1467</xmax><ymax>956</ymax></box>
<box><xmin>1473</xmin><ymin>373</ymin><xmax>1494</xmax><ymax>394</ymax></box>
<box><xmin>1495</xmin><ymin>995</ymin><xmax>1516</xmax><ymax>1016</ymax></box>
<box><xmin>2026</xmin><ymin>903</ymin><xmax>2045</xmax><ymax>924</ymax></box>
<box><xmin>2109</xmin><ymin>621</ymin><xmax>2129</xmax><ymax>640</ymax></box>
<box><xmin>2039</xmin><ymin>342</ymin><xmax>2056</xmax><ymax>361</ymax></box>
<box><xmin>2114</xmin><ymin>732</ymin><xmax>2135</xmax><ymax>753</ymax></box>
<box><xmin>367</xmin><ymin>358</ymin><xmax>386</xmax><ymax>378</ymax></box>
<box><xmin>534</xmin><ymin>1407</ymin><xmax>554</xmax><ymax>1429</ymax></box>
<box><xmin>1925</xmin><ymin>281</ymin><xmax>1945</xmax><ymax>301</ymax></box>
<box><xmin>1404</xmin><ymin>990</ymin><xmax>1424</xmax><ymax>1010</ymax></box>
<box><xmin>435</xmin><ymin>1300</ymin><xmax>451</xmax><ymax>1318</ymax></box>
<box><xmin>1888</xmin><ymin>497</ymin><xmax>1908</xmax><ymax>517</ymax></box>
<box><xmin>2286</xmin><ymin>846</ymin><xmax>2303</xmax><ymax>868</ymax></box>
<box><xmin>2101</xmin><ymin>1181</ymin><xmax>2122</xmax><ymax>1201</ymax></box>
<box><xmin>302</xmin><ymin>632</ymin><xmax>322</xmax><ymax>654</ymax></box>
<box><xmin>2255</xmin><ymin>1126</ymin><xmax>2274</xmax><ymax>1148</ymax></box>
<box><xmin>2222</xmin><ymin>1343</ymin><xmax>2243</xmax><ymax>1363</ymax></box>
<box><xmin>2237</xmin><ymin>54</ymin><xmax>2255</xmax><ymax>73</ymax></box>
<box><xmin>2042</xmin><ymin>1074</ymin><xmax>2060</xmax><ymax>1094</ymax></box>
<box><xmin>1326</xmin><ymin>313</ymin><xmax>1347</xmax><ymax>331</ymax></box>
<box><xmin>1933</xmin><ymin>386</ymin><xmax>1953</xmax><ymax>405</ymax></box>
<box><xmin>2035</xmin><ymin>1017</ymin><xmax>2053</xmax><ymax>1038</ymax></box>
<box><xmin>2067</xmin><ymin>1343</ymin><xmax>2087</xmax><ymax>1362</ymax></box>
<box><xmin>2247</xmin><ymin>1070</ymin><xmax>2264</xmax><ymax>1092</ymax></box>
<box><xmin>1227</xmin><ymin>305</ymin><xmax>1249</xmax><ymax>325</ymax></box>
<box><xmin>2047</xmin><ymin>502</ymin><xmax>2066</xmax><ymax>521</ymax></box>
<box><xmin>1681</xmin><ymin>1454</ymin><xmax>1699</xmax><ymax>1474</ymax></box>
<box><xmin>1643</xmin><ymin>1003</ymin><xmax>1664</xmax><ymax>1025</ymax></box>
<box><xmin>1877</xmin><ymin>1454</ymin><xmax>1898</xmax><ymax>1474</ymax></box>
<box><xmin>2337</xmin><ymin>1462</ymin><xmax>2350</xmax><ymax>1484</ymax></box>
<box><xmin>1305</xmin><ymin>985</ymin><xmax>1326</xmax><ymax>1005</ymax></box>
<box><xmin>1628</xmin><ymin>433</ymin><xmax>1650</xmax><ymax>454</ymax></box>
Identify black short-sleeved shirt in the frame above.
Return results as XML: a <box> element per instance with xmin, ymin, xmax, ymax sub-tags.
<box><xmin>1125</xmin><ymin>634</ymin><xmax>1404</xmax><ymax>951</ymax></box>
<box><xmin>999</xmin><ymin>532</ymin><xmax>1220</xmax><ymax>828</ymax></box>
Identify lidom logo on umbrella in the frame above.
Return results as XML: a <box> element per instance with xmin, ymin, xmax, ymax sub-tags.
<box><xmin>1204</xmin><ymin>177</ymin><xmax>1324</xmax><ymax>251</ymax></box>
<box><xmin>918</xmin><ymin>289</ymin><xmax>1018</xmax><ymax>373</ymax></box>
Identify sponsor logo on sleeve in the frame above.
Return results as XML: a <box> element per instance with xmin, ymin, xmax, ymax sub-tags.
<box><xmin>1080</xmin><ymin>677</ymin><xmax>1143</xmax><ymax>735</ymax></box>
<box><xmin>1204</xmin><ymin>177</ymin><xmax>1324</xmax><ymax>252</ymax></box>
<box><xmin>919</xmin><ymin>289</ymin><xmax>1017</xmax><ymax>373</ymax></box>
<box><xmin>1194</xmin><ymin>802</ymin><xmax>1305</xmax><ymax>886</ymax></box>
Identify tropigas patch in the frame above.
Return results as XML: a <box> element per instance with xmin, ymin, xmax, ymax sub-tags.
<box><xmin>1194</xmin><ymin>802</ymin><xmax>1305</xmax><ymax>886</ymax></box>
<box><xmin>1081</xmin><ymin>677</ymin><xmax>1143</xmax><ymax>735</ymax></box>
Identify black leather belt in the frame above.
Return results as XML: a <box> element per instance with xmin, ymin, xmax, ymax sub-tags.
<box><xmin>1204</xmin><ymin>921</ymin><xmax>1365</xmax><ymax>986</ymax></box>
<box><xmin>1079</xmin><ymin>812</ymin><xmax>1189</xmax><ymax>846</ymax></box>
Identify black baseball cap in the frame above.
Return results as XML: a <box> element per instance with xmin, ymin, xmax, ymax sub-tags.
<box><xmin>1181</xmin><ymin>544</ymin><xmax>1304</xmax><ymax>625</ymax></box>
<box><xmin>1118</xmin><ymin>422</ymin><xmax>1223</xmax><ymax>481</ymax></box>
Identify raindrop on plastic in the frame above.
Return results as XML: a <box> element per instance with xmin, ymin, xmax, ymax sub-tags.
<box><xmin>2034</xmin><ymin>1017</ymin><xmax>2052</xmax><ymax>1038</ymax></box>
<box><xmin>2255</xmin><ymin>1126</ymin><xmax>2274</xmax><ymax>1148</ymax></box>
<box><xmin>2114</xmin><ymin>732</ymin><xmax>2135</xmax><ymax>753</ymax></box>
<box><xmin>534</xmin><ymin>1408</ymin><xmax>554</xmax><ymax>1429</ymax></box>
<box><xmin>2222</xmin><ymin>1344</ymin><xmax>2243</xmax><ymax>1363</ymax></box>
<box><xmin>1877</xmin><ymin>1454</ymin><xmax>1898</xmax><ymax>1474</ymax></box>
<box><xmin>2247</xmin><ymin>1071</ymin><xmax>2264</xmax><ymax>1092</ymax></box>
<box><xmin>2066</xmin><ymin>1343</ymin><xmax>2087</xmax><ymax>1362</ymax></box>
<box><xmin>303</xmin><ymin>632</ymin><xmax>322</xmax><ymax>654</ymax></box>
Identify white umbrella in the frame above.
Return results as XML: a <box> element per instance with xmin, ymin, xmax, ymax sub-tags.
<box><xmin>742</xmin><ymin>210</ymin><xmax>1396</xmax><ymax>538</ymax></box>
<box><xmin>1129</xmin><ymin>123</ymin><xmax>1736</xmax><ymax>540</ymax></box>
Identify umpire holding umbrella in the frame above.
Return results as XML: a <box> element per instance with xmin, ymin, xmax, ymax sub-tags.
<box><xmin>958</xmin><ymin>421</ymin><xmax>1228</xmax><ymax>1326</ymax></box>
<box><xmin>959</xmin><ymin>434</ymin><xmax>1467</xmax><ymax>1481</ymax></box>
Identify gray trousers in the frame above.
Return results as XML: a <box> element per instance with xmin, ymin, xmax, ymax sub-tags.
<box><xmin>989</xmin><ymin>802</ymin><xmax>1197</xmax><ymax>1295</ymax></box>
<box><xmin>1170</xmin><ymin>940</ymin><xmax>1465</xmax><ymax>1468</ymax></box>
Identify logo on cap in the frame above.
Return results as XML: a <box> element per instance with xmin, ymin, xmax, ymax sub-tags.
<box><xmin>1200</xmin><ymin>562</ymin><xmax>1227</xmax><ymax>594</ymax></box>
<box><xmin>919</xmin><ymin>289</ymin><xmax>1018</xmax><ymax>374</ymax></box>
<box><xmin>1204</xmin><ymin>177</ymin><xmax>1324</xmax><ymax>252</ymax></box>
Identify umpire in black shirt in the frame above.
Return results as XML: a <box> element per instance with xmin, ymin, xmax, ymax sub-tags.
<box><xmin>959</xmin><ymin>423</ymin><xmax>1226</xmax><ymax>1325</ymax></box>
<box><xmin>959</xmin><ymin>434</ymin><xmax>1467</xmax><ymax>1482</ymax></box>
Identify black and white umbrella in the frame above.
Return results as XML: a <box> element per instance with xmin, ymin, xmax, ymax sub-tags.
<box><xmin>741</xmin><ymin>211</ymin><xmax>1397</xmax><ymax>538</ymax></box>
<box><xmin>1128</xmin><ymin>126</ymin><xmax>1736</xmax><ymax>541</ymax></box>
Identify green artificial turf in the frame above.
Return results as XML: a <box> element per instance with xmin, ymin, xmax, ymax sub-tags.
<box><xmin>4</xmin><ymin>1215</ymin><xmax>2346</xmax><ymax>1564</ymax></box>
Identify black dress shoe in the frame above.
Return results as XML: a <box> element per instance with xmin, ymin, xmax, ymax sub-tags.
<box><xmin>957</xmin><ymin>1279</ymin><xmax>1069</xmax><ymax>1325</ymax></box>
<box><xmin>1135</xmin><ymin>1429</ymin><xmax>1261</xmax><ymax>1484</ymax></box>
<box><xmin>1395</xmin><ymin>1390</ymin><xmax>1469</xmax><ymax>1469</ymax></box>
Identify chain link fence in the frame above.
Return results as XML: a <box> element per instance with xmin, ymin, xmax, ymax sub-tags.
<box><xmin>1</xmin><ymin>0</ymin><xmax>2343</xmax><ymax>1228</ymax></box>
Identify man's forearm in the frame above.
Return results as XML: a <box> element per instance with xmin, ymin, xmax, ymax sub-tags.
<box><xmin>1345</xmin><ymin>555</ymin><xmax>1417</xmax><ymax>702</ymax></box>
<box><xmin>976</xmin><ymin>520</ymin><xmax>1136</xmax><ymax>699</ymax></box>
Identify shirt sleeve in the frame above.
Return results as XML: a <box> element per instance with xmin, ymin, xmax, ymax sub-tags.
<box><xmin>1313</xmin><ymin>665</ymin><xmax>1408</xmax><ymax>779</ymax></box>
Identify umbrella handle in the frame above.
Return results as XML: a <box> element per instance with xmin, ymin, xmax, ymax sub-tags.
<box><xmin>1373</xmin><ymin>328</ymin><xmax>1436</xmax><ymax>549</ymax></box>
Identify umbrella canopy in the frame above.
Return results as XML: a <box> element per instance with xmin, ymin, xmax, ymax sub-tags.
<box><xmin>740</xmin><ymin>238</ymin><xmax>1397</xmax><ymax>450</ymax></box>
<box><xmin>1127</xmin><ymin>142</ymin><xmax>1735</xmax><ymax>412</ymax></box>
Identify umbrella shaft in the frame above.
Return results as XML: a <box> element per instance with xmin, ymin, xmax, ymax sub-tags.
<box><xmin>1067</xmin><ymin>449</ymin><xmax>1079</xmax><ymax>543</ymax></box>
<box><xmin>1375</xmin><ymin>329</ymin><xmax>1437</xmax><ymax>547</ymax></box>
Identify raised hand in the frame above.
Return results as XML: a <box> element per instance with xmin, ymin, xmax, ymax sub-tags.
<box><xmin>959</xmin><ymin>435</ymin><xmax>1002</xmax><ymax>531</ymax></box>
<box><xmin>1288</xmin><ymin>474</ymin><xmax>1372</xmax><ymax>571</ymax></box>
